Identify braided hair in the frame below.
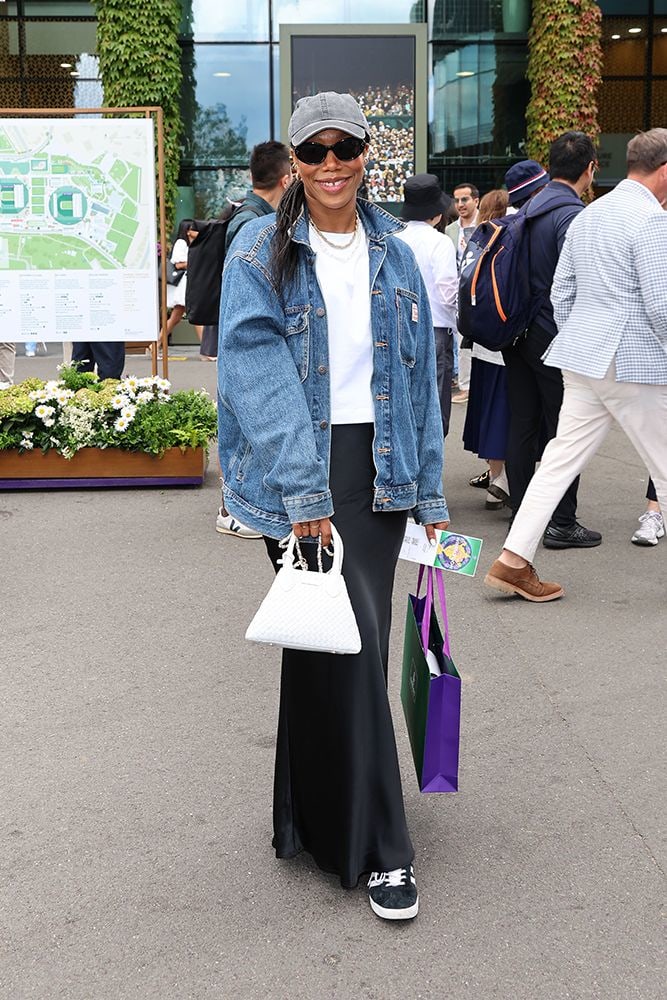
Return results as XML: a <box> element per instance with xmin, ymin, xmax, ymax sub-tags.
<box><xmin>270</xmin><ymin>178</ymin><xmax>306</xmax><ymax>289</ymax></box>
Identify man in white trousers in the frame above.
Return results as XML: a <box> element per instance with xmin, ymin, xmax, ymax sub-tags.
<box><xmin>484</xmin><ymin>128</ymin><xmax>667</xmax><ymax>602</ymax></box>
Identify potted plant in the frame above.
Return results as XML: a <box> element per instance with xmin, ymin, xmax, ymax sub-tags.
<box><xmin>0</xmin><ymin>365</ymin><xmax>217</xmax><ymax>488</ymax></box>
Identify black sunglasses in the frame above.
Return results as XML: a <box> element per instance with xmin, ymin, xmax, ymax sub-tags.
<box><xmin>293</xmin><ymin>136</ymin><xmax>367</xmax><ymax>165</ymax></box>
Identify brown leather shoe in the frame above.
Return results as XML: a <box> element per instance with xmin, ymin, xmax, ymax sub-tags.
<box><xmin>484</xmin><ymin>559</ymin><xmax>564</xmax><ymax>602</ymax></box>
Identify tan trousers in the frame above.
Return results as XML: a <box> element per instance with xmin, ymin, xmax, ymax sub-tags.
<box><xmin>0</xmin><ymin>342</ymin><xmax>16</xmax><ymax>383</ymax></box>
<box><xmin>505</xmin><ymin>363</ymin><xmax>667</xmax><ymax>562</ymax></box>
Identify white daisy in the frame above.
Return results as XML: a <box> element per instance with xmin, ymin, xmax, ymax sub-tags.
<box><xmin>111</xmin><ymin>394</ymin><xmax>131</xmax><ymax>410</ymax></box>
<box><xmin>122</xmin><ymin>376</ymin><xmax>139</xmax><ymax>393</ymax></box>
<box><xmin>121</xmin><ymin>405</ymin><xmax>136</xmax><ymax>421</ymax></box>
<box><xmin>114</xmin><ymin>416</ymin><xmax>129</xmax><ymax>432</ymax></box>
<box><xmin>136</xmin><ymin>390</ymin><xmax>152</xmax><ymax>404</ymax></box>
<box><xmin>35</xmin><ymin>404</ymin><xmax>55</xmax><ymax>421</ymax></box>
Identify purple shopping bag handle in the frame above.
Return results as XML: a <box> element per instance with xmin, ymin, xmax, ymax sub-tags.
<box><xmin>416</xmin><ymin>565</ymin><xmax>452</xmax><ymax>658</ymax></box>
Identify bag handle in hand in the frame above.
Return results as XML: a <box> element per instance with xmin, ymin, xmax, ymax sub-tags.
<box><xmin>283</xmin><ymin>522</ymin><xmax>344</xmax><ymax>576</ymax></box>
<box><xmin>417</xmin><ymin>565</ymin><xmax>451</xmax><ymax>659</ymax></box>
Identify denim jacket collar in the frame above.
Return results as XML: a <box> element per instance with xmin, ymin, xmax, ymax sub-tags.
<box><xmin>290</xmin><ymin>198</ymin><xmax>405</xmax><ymax>249</ymax></box>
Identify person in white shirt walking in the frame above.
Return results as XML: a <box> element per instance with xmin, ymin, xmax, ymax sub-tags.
<box><xmin>397</xmin><ymin>174</ymin><xmax>458</xmax><ymax>438</ymax></box>
<box><xmin>485</xmin><ymin>128</ymin><xmax>667</xmax><ymax>602</ymax></box>
<box><xmin>445</xmin><ymin>182</ymin><xmax>480</xmax><ymax>403</ymax></box>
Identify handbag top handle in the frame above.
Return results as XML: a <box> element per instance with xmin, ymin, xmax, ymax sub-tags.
<box><xmin>282</xmin><ymin>523</ymin><xmax>344</xmax><ymax>577</ymax></box>
<box><xmin>416</xmin><ymin>565</ymin><xmax>452</xmax><ymax>659</ymax></box>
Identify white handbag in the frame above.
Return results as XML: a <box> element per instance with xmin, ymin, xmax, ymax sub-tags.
<box><xmin>245</xmin><ymin>524</ymin><xmax>362</xmax><ymax>655</ymax></box>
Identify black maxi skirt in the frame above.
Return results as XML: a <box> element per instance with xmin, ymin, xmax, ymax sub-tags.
<box><xmin>263</xmin><ymin>424</ymin><xmax>413</xmax><ymax>888</ymax></box>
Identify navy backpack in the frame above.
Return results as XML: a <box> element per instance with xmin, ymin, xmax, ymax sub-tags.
<box><xmin>457</xmin><ymin>197</ymin><xmax>573</xmax><ymax>352</ymax></box>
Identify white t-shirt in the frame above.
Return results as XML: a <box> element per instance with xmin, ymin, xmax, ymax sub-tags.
<box><xmin>309</xmin><ymin>221</ymin><xmax>374</xmax><ymax>424</ymax></box>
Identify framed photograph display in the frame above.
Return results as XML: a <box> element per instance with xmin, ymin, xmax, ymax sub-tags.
<box><xmin>280</xmin><ymin>24</ymin><xmax>427</xmax><ymax>212</ymax></box>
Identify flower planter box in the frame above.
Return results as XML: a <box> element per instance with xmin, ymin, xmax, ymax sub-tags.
<box><xmin>0</xmin><ymin>446</ymin><xmax>207</xmax><ymax>490</ymax></box>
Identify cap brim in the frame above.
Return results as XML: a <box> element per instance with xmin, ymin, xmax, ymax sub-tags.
<box><xmin>290</xmin><ymin>119</ymin><xmax>368</xmax><ymax>146</ymax></box>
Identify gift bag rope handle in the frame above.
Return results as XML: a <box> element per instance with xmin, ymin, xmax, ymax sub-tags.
<box><xmin>416</xmin><ymin>565</ymin><xmax>452</xmax><ymax>659</ymax></box>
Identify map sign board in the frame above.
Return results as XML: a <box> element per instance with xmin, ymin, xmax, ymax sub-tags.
<box><xmin>0</xmin><ymin>118</ymin><xmax>158</xmax><ymax>342</ymax></box>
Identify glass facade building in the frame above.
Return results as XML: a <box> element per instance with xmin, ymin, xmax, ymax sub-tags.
<box><xmin>2</xmin><ymin>0</ymin><xmax>666</xmax><ymax>217</ymax></box>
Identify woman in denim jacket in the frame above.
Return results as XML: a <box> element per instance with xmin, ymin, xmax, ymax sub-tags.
<box><xmin>218</xmin><ymin>93</ymin><xmax>449</xmax><ymax>921</ymax></box>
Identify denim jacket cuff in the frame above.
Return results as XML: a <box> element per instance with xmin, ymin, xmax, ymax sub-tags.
<box><xmin>412</xmin><ymin>499</ymin><xmax>450</xmax><ymax>525</ymax></box>
<box><xmin>283</xmin><ymin>490</ymin><xmax>334</xmax><ymax>523</ymax></box>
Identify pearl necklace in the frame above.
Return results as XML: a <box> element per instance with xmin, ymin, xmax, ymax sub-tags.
<box><xmin>309</xmin><ymin>213</ymin><xmax>359</xmax><ymax>250</ymax></box>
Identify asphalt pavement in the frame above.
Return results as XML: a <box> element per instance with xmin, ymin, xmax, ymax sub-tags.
<box><xmin>1</xmin><ymin>347</ymin><xmax>664</xmax><ymax>999</ymax></box>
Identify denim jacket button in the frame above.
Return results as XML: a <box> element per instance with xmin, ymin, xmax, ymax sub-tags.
<box><xmin>319</xmin><ymin>420</ymin><xmax>328</xmax><ymax>430</ymax></box>
<box><xmin>316</xmin><ymin>307</ymin><xmax>325</xmax><ymax>317</ymax></box>
<box><xmin>318</xmin><ymin>365</ymin><xmax>327</xmax><ymax>375</ymax></box>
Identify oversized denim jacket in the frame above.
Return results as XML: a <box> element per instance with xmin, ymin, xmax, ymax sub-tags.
<box><xmin>217</xmin><ymin>198</ymin><xmax>449</xmax><ymax>540</ymax></box>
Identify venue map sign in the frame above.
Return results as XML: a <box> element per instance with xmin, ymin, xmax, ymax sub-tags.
<box><xmin>0</xmin><ymin>118</ymin><xmax>158</xmax><ymax>342</ymax></box>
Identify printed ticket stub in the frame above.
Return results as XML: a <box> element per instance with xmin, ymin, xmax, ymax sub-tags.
<box><xmin>399</xmin><ymin>522</ymin><xmax>483</xmax><ymax>577</ymax></box>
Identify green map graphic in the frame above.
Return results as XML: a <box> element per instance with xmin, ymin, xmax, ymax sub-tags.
<box><xmin>0</xmin><ymin>121</ymin><xmax>151</xmax><ymax>271</ymax></box>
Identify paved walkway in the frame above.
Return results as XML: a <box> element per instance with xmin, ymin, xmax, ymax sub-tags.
<box><xmin>1</xmin><ymin>349</ymin><xmax>664</xmax><ymax>999</ymax></box>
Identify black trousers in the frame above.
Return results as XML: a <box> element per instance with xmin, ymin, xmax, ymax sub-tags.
<box><xmin>647</xmin><ymin>478</ymin><xmax>657</xmax><ymax>503</ymax></box>
<box><xmin>71</xmin><ymin>341</ymin><xmax>125</xmax><ymax>381</ymax></box>
<box><xmin>263</xmin><ymin>424</ymin><xmax>412</xmax><ymax>888</ymax></box>
<box><xmin>502</xmin><ymin>324</ymin><xmax>579</xmax><ymax>527</ymax></box>
<box><xmin>435</xmin><ymin>327</ymin><xmax>455</xmax><ymax>439</ymax></box>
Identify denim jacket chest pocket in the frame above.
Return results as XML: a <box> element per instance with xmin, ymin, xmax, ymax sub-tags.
<box><xmin>395</xmin><ymin>287</ymin><xmax>419</xmax><ymax>368</ymax></box>
<box><xmin>284</xmin><ymin>304</ymin><xmax>310</xmax><ymax>382</ymax></box>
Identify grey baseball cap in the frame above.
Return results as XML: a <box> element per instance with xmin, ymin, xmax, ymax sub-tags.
<box><xmin>288</xmin><ymin>92</ymin><xmax>370</xmax><ymax>147</ymax></box>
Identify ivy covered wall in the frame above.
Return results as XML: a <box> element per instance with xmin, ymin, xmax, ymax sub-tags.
<box><xmin>93</xmin><ymin>0</ymin><xmax>183</xmax><ymax>230</ymax></box>
<box><xmin>526</xmin><ymin>0</ymin><xmax>603</xmax><ymax>167</ymax></box>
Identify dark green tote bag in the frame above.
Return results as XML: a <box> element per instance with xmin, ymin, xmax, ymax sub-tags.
<box><xmin>400</xmin><ymin>566</ymin><xmax>461</xmax><ymax>793</ymax></box>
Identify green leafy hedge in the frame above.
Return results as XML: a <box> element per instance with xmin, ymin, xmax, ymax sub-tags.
<box><xmin>93</xmin><ymin>0</ymin><xmax>183</xmax><ymax>231</ymax></box>
<box><xmin>527</xmin><ymin>0</ymin><xmax>603</xmax><ymax>167</ymax></box>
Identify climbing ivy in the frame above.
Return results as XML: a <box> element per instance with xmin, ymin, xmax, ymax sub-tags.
<box><xmin>93</xmin><ymin>0</ymin><xmax>183</xmax><ymax>230</ymax></box>
<box><xmin>526</xmin><ymin>0</ymin><xmax>603</xmax><ymax>169</ymax></box>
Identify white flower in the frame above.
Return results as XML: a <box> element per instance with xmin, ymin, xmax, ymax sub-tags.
<box><xmin>136</xmin><ymin>391</ymin><xmax>152</xmax><ymax>404</ymax></box>
<box><xmin>35</xmin><ymin>404</ymin><xmax>55</xmax><ymax>421</ymax></box>
<box><xmin>111</xmin><ymin>394</ymin><xmax>131</xmax><ymax>410</ymax></box>
<box><xmin>43</xmin><ymin>418</ymin><xmax>55</xmax><ymax>428</ymax></box>
<box><xmin>114</xmin><ymin>416</ymin><xmax>129</xmax><ymax>432</ymax></box>
<box><xmin>137</xmin><ymin>377</ymin><xmax>153</xmax><ymax>388</ymax></box>
<box><xmin>55</xmin><ymin>391</ymin><xmax>73</xmax><ymax>405</ymax></box>
<box><xmin>122</xmin><ymin>376</ymin><xmax>139</xmax><ymax>393</ymax></box>
<box><xmin>20</xmin><ymin>437</ymin><xmax>34</xmax><ymax>450</ymax></box>
<box><xmin>155</xmin><ymin>377</ymin><xmax>170</xmax><ymax>392</ymax></box>
<box><xmin>121</xmin><ymin>405</ymin><xmax>136</xmax><ymax>421</ymax></box>
<box><xmin>30</xmin><ymin>389</ymin><xmax>49</xmax><ymax>402</ymax></box>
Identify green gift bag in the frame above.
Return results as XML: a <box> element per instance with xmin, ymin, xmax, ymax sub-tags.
<box><xmin>401</xmin><ymin>566</ymin><xmax>461</xmax><ymax>793</ymax></box>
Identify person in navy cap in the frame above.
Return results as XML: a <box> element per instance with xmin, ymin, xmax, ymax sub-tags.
<box><xmin>504</xmin><ymin>158</ymin><xmax>549</xmax><ymax>210</ymax></box>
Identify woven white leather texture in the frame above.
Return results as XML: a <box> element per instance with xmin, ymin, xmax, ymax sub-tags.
<box><xmin>245</xmin><ymin>526</ymin><xmax>362</xmax><ymax>655</ymax></box>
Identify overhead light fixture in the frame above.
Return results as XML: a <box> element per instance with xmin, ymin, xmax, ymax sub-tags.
<box><xmin>61</xmin><ymin>62</ymin><xmax>72</xmax><ymax>68</ymax></box>
<box><xmin>628</xmin><ymin>27</ymin><xmax>642</xmax><ymax>34</ymax></box>
<box><xmin>611</xmin><ymin>34</ymin><xmax>620</xmax><ymax>40</ymax></box>
<box><xmin>214</xmin><ymin>72</ymin><xmax>231</xmax><ymax>78</ymax></box>
<box><xmin>456</xmin><ymin>71</ymin><xmax>475</xmax><ymax>77</ymax></box>
<box><xmin>70</xmin><ymin>71</ymin><xmax>79</xmax><ymax>76</ymax></box>
<box><xmin>661</xmin><ymin>27</ymin><xmax>667</xmax><ymax>33</ymax></box>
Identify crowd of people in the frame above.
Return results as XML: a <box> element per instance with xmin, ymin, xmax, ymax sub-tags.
<box><xmin>5</xmin><ymin>89</ymin><xmax>664</xmax><ymax>931</ymax></box>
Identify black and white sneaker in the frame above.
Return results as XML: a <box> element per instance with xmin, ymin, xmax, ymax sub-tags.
<box><xmin>367</xmin><ymin>865</ymin><xmax>419</xmax><ymax>920</ymax></box>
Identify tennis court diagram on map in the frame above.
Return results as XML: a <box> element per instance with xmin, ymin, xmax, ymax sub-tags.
<box><xmin>0</xmin><ymin>119</ymin><xmax>154</xmax><ymax>270</ymax></box>
<box><xmin>0</xmin><ymin>118</ymin><xmax>158</xmax><ymax>342</ymax></box>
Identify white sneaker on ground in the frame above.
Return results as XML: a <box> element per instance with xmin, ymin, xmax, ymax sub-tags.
<box><xmin>631</xmin><ymin>510</ymin><xmax>664</xmax><ymax>546</ymax></box>
<box><xmin>216</xmin><ymin>507</ymin><xmax>262</xmax><ymax>539</ymax></box>
<box><xmin>367</xmin><ymin>865</ymin><xmax>419</xmax><ymax>920</ymax></box>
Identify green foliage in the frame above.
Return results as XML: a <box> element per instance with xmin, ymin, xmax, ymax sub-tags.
<box><xmin>0</xmin><ymin>368</ymin><xmax>217</xmax><ymax>458</ymax></box>
<box><xmin>527</xmin><ymin>0</ymin><xmax>603</xmax><ymax>167</ymax></box>
<box><xmin>93</xmin><ymin>0</ymin><xmax>183</xmax><ymax>230</ymax></box>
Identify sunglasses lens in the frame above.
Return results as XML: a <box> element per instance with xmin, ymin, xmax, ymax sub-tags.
<box><xmin>332</xmin><ymin>138</ymin><xmax>365</xmax><ymax>161</ymax></box>
<box><xmin>294</xmin><ymin>137</ymin><xmax>366</xmax><ymax>165</ymax></box>
<box><xmin>294</xmin><ymin>143</ymin><xmax>327</xmax><ymax>165</ymax></box>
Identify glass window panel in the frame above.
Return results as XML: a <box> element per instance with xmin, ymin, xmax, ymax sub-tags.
<box><xmin>272</xmin><ymin>42</ymin><xmax>280</xmax><ymax>139</ymax></box>
<box><xmin>430</xmin><ymin>0</ymin><xmax>530</xmax><ymax>40</ymax></box>
<box><xmin>431</xmin><ymin>42</ymin><xmax>528</xmax><ymax>160</ymax></box>
<box><xmin>598</xmin><ymin>78</ymin><xmax>645</xmax><ymax>132</ymax></box>
<box><xmin>598</xmin><ymin>2</ymin><xmax>648</xmax><ymax>12</ymax></box>
<box><xmin>22</xmin><ymin>2</ymin><xmax>96</xmax><ymax>15</ymax></box>
<box><xmin>602</xmin><ymin>17</ymin><xmax>648</xmax><ymax>74</ymax></box>
<box><xmin>654</xmin><ymin>27</ymin><xmax>667</xmax><ymax>73</ymax></box>
<box><xmin>180</xmin><ymin>166</ymin><xmax>252</xmax><ymax>220</ymax></box>
<box><xmin>651</xmin><ymin>80</ymin><xmax>666</xmax><ymax>128</ymax></box>
<box><xmin>9</xmin><ymin>19</ymin><xmax>97</xmax><ymax>55</ymax></box>
<box><xmin>180</xmin><ymin>44</ymin><xmax>270</xmax><ymax>167</ymax></box>
<box><xmin>273</xmin><ymin>0</ymin><xmax>423</xmax><ymax>35</ymax></box>
<box><xmin>181</xmin><ymin>0</ymin><xmax>269</xmax><ymax>42</ymax></box>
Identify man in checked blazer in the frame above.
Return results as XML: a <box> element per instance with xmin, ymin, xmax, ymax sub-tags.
<box><xmin>485</xmin><ymin>128</ymin><xmax>667</xmax><ymax>602</ymax></box>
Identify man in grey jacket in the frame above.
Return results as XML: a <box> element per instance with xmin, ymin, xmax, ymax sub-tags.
<box><xmin>485</xmin><ymin>128</ymin><xmax>667</xmax><ymax>602</ymax></box>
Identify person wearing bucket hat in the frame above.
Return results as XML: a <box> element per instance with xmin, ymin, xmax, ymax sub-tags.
<box><xmin>398</xmin><ymin>175</ymin><xmax>458</xmax><ymax>437</ymax></box>
<box><xmin>217</xmin><ymin>91</ymin><xmax>450</xmax><ymax>921</ymax></box>
<box><xmin>504</xmin><ymin>159</ymin><xmax>549</xmax><ymax>209</ymax></box>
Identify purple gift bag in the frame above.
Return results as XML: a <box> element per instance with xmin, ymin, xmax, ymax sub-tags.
<box><xmin>400</xmin><ymin>566</ymin><xmax>461</xmax><ymax>793</ymax></box>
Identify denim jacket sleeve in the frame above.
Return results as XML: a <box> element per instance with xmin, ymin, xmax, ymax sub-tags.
<box><xmin>218</xmin><ymin>253</ymin><xmax>334</xmax><ymax>523</ymax></box>
<box><xmin>408</xmin><ymin>261</ymin><xmax>450</xmax><ymax>524</ymax></box>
